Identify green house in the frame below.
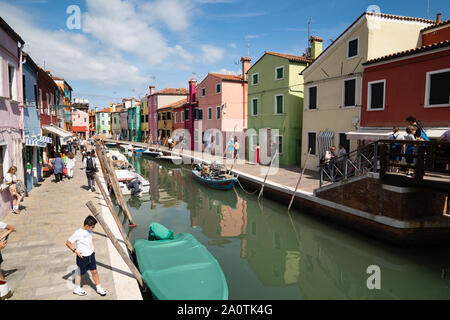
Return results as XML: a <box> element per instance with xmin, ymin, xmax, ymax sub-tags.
<box><xmin>247</xmin><ymin>51</ymin><xmax>313</xmax><ymax>166</ymax></box>
<box><xmin>127</xmin><ymin>100</ymin><xmax>142</xmax><ymax>142</ymax></box>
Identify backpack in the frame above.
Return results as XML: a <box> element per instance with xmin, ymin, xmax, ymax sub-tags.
<box><xmin>86</xmin><ymin>157</ymin><xmax>95</xmax><ymax>172</ymax></box>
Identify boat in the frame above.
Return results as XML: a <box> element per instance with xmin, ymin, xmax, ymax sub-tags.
<box><xmin>156</xmin><ymin>154</ymin><xmax>183</xmax><ymax>163</ymax></box>
<box><xmin>192</xmin><ymin>169</ymin><xmax>238</xmax><ymax>191</ymax></box>
<box><xmin>142</xmin><ymin>149</ymin><xmax>161</xmax><ymax>157</ymax></box>
<box><xmin>119</xmin><ymin>144</ymin><xmax>133</xmax><ymax>152</ymax></box>
<box><xmin>133</xmin><ymin>223</ymin><xmax>228</xmax><ymax>300</ymax></box>
<box><xmin>133</xmin><ymin>147</ymin><xmax>146</xmax><ymax>153</ymax></box>
<box><xmin>105</xmin><ymin>142</ymin><xmax>117</xmax><ymax>148</ymax></box>
<box><xmin>115</xmin><ymin>169</ymin><xmax>150</xmax><ymax>196</ymax></box>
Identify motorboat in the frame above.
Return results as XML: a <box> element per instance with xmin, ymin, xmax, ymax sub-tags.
<box><xmin>115</xmin><ymin>169</ymin><xmax>150</xmax><ymax>196</ymax></box>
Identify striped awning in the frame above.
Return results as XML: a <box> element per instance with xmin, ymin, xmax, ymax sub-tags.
<box><xmin>25</xmin><ymin>135</ymin><xmax>52</xmax><ymax>147</ymax></box>
<box><xmin>318</xmin><ymin>131</ymin><xmax>334</xmax><ymax>158</ymax></box>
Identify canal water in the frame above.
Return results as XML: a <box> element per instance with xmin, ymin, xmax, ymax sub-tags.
<box><xmin>115</xmin><ymin>152</ymin><xmax>450</xmax><ymax>300</ymax></box>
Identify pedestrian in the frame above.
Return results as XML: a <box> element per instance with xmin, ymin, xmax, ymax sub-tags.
<box><xmin>0</xmin><ymin>221</ymin><xmax>14</xmax><ymax>300</ymax></box>
<box><xmin>406</xmin><ymin>116</ymin><xmax>429</xmax><ymax>141</ymax></box>
<box><xmin>52</xmin><ymin>153</ymin><xmax>65</xmax><ymax>184</ymax></box>
<box><xmin>65</xmin><ymin>215</ymin><xmax>107</xmax><ymax>297</ymax></box>
<box><xmin>84</xmin><ymin>151</ymin><xmax>98</xmax><ymax>192</ymax></box>
<box><xmin>234</xmin><ymin>138</ymin><xmax>240</xmax><ymax>160</ymax></box>
<box><xmin>227</xmin><ymin>139</ymin><xmax>234</xmax><ymax>159</ymax></box>
<box><xmin>404</xmin><ymin>125</ymin><xmax>416</xmax><ymax>176</ymax></box>
<box><xmin>68</xmin><ymin>139</ymin><xmax>73</xmax><ymax>153</ymax></box>
<box><xmin>387</xmin><ymin>127</ymin><xmax>404</xmax><ymax>173</ymax></box>
<box><xmin>3</xmin><ymin>166</ymin><xmax>24</xmax><ymax>214</ymax></box>
<box><xmin>337</xmin><ymin>144</ymin><xmax>347</xmax><ymax>174</ymax></box>
<box><xmin>321</xmin><ymin>146</ymin><xmax>337</xmax><ymax>181</ymax></box>
<box><xmin>66</xmin><ymin>152</ymin><xmax>76</xmax><ymax>179</ymax></box>
<box><xmin>255</xmin><ymin>143</ymin><xmax>260</xmax><ymax>164</ymax></box>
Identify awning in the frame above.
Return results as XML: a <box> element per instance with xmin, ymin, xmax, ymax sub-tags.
<box><xmin>42</xmin><ymin>125</ymin><xmax>73</xmax><ymax>141</ymax></box>
<box><xmin>25</xmin><ymin>135</ymin><xmax>52</xmax><ymax>147</ymax></box>
<box><xmin>72</xmin><ymin>126</ymin><xmax>88</xmax><ymax>132</ymax></box>
<box><xmin>318</xmin><ymin>131</ymin><xmax>334</xmax><ymax>157</ymax></box>
<box><xmin>346</xmin><ymin>127</ymin><xmax>450</xmax><ymax>140</ymax></box>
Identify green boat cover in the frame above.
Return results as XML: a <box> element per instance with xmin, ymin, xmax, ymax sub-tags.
<box><xmin>134</xmin><ymin>232</ymin><xmax>228</xmax><ymax>300</ymax></box>
<box><xmin>148</xmin><ymin>222</ymin><xmax>174</xmax><ymax>241</ymax></box>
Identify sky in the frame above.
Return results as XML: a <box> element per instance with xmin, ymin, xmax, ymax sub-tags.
<box><xmin>1</xmin><ymin>0</ymin><xmax>448</xmax><ymax>109</ymax></box>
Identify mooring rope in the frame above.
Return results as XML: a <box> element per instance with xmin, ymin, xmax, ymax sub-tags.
<box><xmin>234</xmin><ymin>174</ymin><xmax>259</xmax><ymax>195</ymax></box>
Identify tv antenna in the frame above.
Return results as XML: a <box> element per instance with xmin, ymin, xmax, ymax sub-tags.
<box><xmin>244</xmin><ymin>38</ymin><xmax>250</xmax><ymax>57</ymax></box>
<box><xmin>308</xmin><ymin>17</ymin><xmax>312</xmax><ymax>47</ymax></box>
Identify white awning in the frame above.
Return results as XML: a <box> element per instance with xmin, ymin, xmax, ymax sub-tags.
<box><xmin>346</xmin><ymin>127</ymin><xmax>450</xmax><ymax>140</ymax></box>
<box><xmin>25</xmin><ymin>135</ymin><xmax>52</xmax><ymax>147</ymax></box>
<box><xmin>42</xmin><ymin>125</ymin><xmax>73</xmax><ymax>141</ymax></box>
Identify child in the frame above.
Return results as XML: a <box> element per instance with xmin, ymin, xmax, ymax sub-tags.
<box><xmin>66</xmin><ymin>152</ymin><xmax>76</xmax><ymax>180</ymax></box>
<box><xmin>404</xmin><ymin>125</ymin><xmax>416</xmax><ymax>176</ymax></box>
<box><xmin>65</xmin><ymin>216</ymin><xmax>107</xmax><ymax>297</ymax></box>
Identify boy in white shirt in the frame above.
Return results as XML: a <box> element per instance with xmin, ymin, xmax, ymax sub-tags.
<box><xmin>0</xmin><ymin>221</ymin><xmax>15</xmax><ymax>282</ymax></box>
<box><xmin>66</xmin><ymin>216</ymin><xmax>107</xmax><ymax>296</ymax></box>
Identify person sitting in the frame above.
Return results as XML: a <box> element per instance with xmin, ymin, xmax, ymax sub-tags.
<box><xmin>3</xmin><ymin>166</ymin><xmax>24</xmax><ymax>214</ymax></box>
<box><xmin>200</xmin><ymin>163</ymin><xmax>210</xmax><ymax>178</ymax></box>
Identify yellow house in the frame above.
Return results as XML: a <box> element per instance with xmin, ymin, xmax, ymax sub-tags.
<box><xmin>300</xmin><ymin>11</ymin><xmax>434</xmax><ymax>171</ymax></box>
<box><xmin>140</xmin><ymin>96</ymin><xmax>149</xmax><ymax>141</ymax></box>
<box><xmin>157</xmin><ymin>106</ymin><xmax>173</xmax><ymax>146</ymax></box>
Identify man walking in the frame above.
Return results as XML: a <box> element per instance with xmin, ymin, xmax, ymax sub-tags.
<box><xmin>83</xmin><ymin>151</ymin><xmax>98</xmax><ymax>192</ymax></box>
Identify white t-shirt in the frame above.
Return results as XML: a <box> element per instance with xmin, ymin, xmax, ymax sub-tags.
<box><xmin>68</xmin><ymin>228</ymin><xmax>94</xmax><ymax>257</ymax></box>
<box><xmin>4</xmin><ymin>173</ymin><xmax>17</xmax><ymax>184</ymax></box>
<box><xmin>0</xmin><ymin>221</ymin><xmax>6</xmax><ymax>230</ymax></box>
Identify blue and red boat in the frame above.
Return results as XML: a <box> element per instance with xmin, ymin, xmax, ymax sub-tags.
<box><xmin>192</xmin><ymin>169</ymin><xmax>238</xmax><ymax>190</ymax></box>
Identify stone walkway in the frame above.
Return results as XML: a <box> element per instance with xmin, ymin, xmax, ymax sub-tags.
<box><xmin>0</xmin><ymin>153</ymin><xmax>135</xmax><ymax>300</ymax></box>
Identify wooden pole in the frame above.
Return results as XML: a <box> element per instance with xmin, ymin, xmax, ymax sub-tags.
<box><xmin>288</xmin><ymin>148</ymin><xmax>312</xmax><ymax>211</ymax></box>
<box><xmin>85</xmin><ymin>201</ymin><xmax>143</xmax><ymax>288</ymax></box>
<box><xmin>258</xmin><ymin>150</ymin><xmax>278</xmax><ymax>200</ymax></box>
<box><xmin>94</xmin><ymin>174</ymin><xmax>134</xmax><ymax>252</ymax></box>
<box><xmin>95</xmin><ymin>144</ymin><xmax>111</xmax><ymax>188</ymax></box>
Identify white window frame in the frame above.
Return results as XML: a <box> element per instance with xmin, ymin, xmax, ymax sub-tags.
<box><xmin>251</xmin><ymin>73</ymin><xmax>259</xmax><ymax>86</ymax></box>
<box><xmin>39</xmin><ymin>89</ymin><xmax>43</xmax><ymax>113</ymax></box>
<box><xmin>208</xmin><ymin>107</ymin><xmax>212</xmax><ymax>120</ymax></box>
<box><xmin>251</xmin><ymin>98</ymin><xmax>259</xmax><ymax>116</ymax></box>
<box><xmin>275</xmin><ymin>66</ymin><xmax>284</xmax><ymax>81</ymax></box>
<box><xmin>367</xmin><ymin>79</ymin><xmax>386</xmax><ymax>111</ymax></box>
<box><xmin>216</xmin><ymin>83</ymin><xmax>221</xmax><ymax>94</ymax></box>
<box><xmin>342</xmin><ymin>77</ymin><xmax>357</xmax><ymax>108</ymax></box>
<box><xmin>274</xmin><ymin>94</ymin><xmax>284</xmax><ymax>115</ymax></box>
<box><xmin>216</xmin><ymin>106</ymin><xmax>221</xmax><ymax>119</ymax></box>
<box><xmin>307</xmin><ymin>85</ymin><xmax>318</xmax><ymax>111</ymax></box>
<box><xmin>307</xmin><ymin>131</ymin><xmax>317</xmax><ymax>156</ymax></box>
<box><xmin>46</xmin><ymin>93</ymin><xmax>50</xmax><ymax>115</ymax></box>
<box><xmin>174</xmin><ymin>112</ymin><xmax>178</xmax><ymax>124</ymax></box>
<box><xmin>347</xmin><ymin>36</ymin><xmax>359</xmax><ymax>59</ymax></box>
<box><xmin>424</xmin><ymin>67</ymin><xmax>450</xmax><ymax>108</ymax></box>
<box><xmin>181</xmin><ymin>110</ymin><xmax>185</xmax><ymax>123</ymax></box>
<box><xmin>7</xmin><ymin>61</ymin><xmax>17</xmax><ymax>101</ymax></box>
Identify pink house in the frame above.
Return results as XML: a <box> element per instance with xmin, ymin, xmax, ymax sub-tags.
<box><xmin>71</xmin><ymin>109</ymin><xmax>90</xmax><ymax>139</ymax></box>
<box><xmin>0</xmin><ymin>17</ymin><xmax>25</xmax><ymax>218</ymax></box>
<box><xmin>194</xmin><ymin>57</ymin><xmax>250</xmax><ymax>152</ymax></box>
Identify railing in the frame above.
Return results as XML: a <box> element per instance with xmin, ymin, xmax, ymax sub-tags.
<box><xmin>319</xmin><ymin>140</ymin><xmax>450</xmax><ymax>187</ymax></box>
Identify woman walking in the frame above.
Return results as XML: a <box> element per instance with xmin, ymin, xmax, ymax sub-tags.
<box><xmin>52</xmin><ymin>153</ymin><xmax>66</xmax><ymax>183</ymax></box>
<box><xmin>3</xmin><ymin>166</ymin><xmax>24</xmax><ymax>214</ymax></box>
<box><xmin>66</xmin><ymin>152</ymin><xmax>76</xmax><ymax>180</ymax></box>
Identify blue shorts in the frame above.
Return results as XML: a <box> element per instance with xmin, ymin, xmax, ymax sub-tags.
<box><xmin>76</xmin><ymin>253</ymin><xmax>97</xmax><ymax>275</ymax></box>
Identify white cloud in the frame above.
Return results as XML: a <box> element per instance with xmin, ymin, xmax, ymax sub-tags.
<box><xmin>140</xmin><ymin>0</ymin><xmax>194</xmax><ymax>32</ymax></box>
<box><xmin>229</xmin><ymin>43</ymin><xmax>237</xmax><ymax>49</ymax></box>
<box><xmin>213</xmin><ymin>68</ymin><xmax>240</xmax><ymax>75</ymax></box>
<box><xmin>200</xmin><ymin>45</ymin><xmax>225</xmax><ymax>64</ymax></box>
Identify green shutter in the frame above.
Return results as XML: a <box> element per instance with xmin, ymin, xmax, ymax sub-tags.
<box><xmin>276</xmin><ymin>96</ymin><xmax>283</xmax><ymax>114</ymax></box>
<box><xmin>253</xmin><ymin>99</ymin><xmax>258</xmax><ymax>115</ymax></box>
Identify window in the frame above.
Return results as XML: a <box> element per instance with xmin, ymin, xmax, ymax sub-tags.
<box><xmin>367</xmin><ymin>80</ymin><xmax>385</xmax><ymax>110</ymax></box>
<box><xmin>146</xmin><ymin>115</ymin><xmax>149</xmax><ymax>122</ymax></box>
<box><xmin>308</xmin><ymin>86</ymin><xmax>317</xmax><ymax>110</ymax></box>
<box><xmin>275</xmin><ymin>135</ymin><xmax>283</xmax><ymax>154</ymax></box>
<box><xmin>174</xmin><ymin>112</ymin><xmax>178</xmax><ymax>123</ymax></box>
<box><xmin>8</xmin><ymin>64</ymin><xmax>16</xmax><ymax>100</ymax></box>
<box><xmin>39</xmin><ymin>89</ymin><xmax>43</xmax><ymax>113</ymax></box>
<box><xmin>208</xmin><ymin>107</ymin><xmax>212</xmax><ymax>120</ymax></box>
<box><xmin>216</xmin><ymin>106</ymin><xmax>221</xmax><ymax>119</ymax></box>
<box><xmin>251</xmin><ymin>98</ymin><xmax>258</xmax><ymax>116</ymax></box>
<box><xmin>185</xmin><ymin>110</ymin><xmax>189</xmax><ymax>121</ymax></box>
<box><xmin>181</xmin><ymin>110</ymin><xmax>185</xmax><ymax>122</ymax></box>
<box><xmin>275</xmin><ymin>66</ymin><xmax>284</xmax><ymax>80</ymax></box>
<box><xmin>46</xmin><ymin>93</ymin><xmax>50</xmax><ymax>115</ymax></box>
<box><xmin>0</xmin><ymin>145</ymin><xmax>4</xmax><ymax>183</ymax></box>
<box><xmin>343</xmin><ymin>78</ymin><xmax>356</xmax><ymax>107</ymax></box>
<box><xmin>425</xmin><ymin>68</ymin><xmax>450</xmax><ymax>107</ymax></box>
<box><xmin>347</xmin><ymin>37</ymin><xmax>359</xmax><ymax>58</ymax></box>
<box><xmin>216</xmin><ymin>83</ymin><xmax>221</xmax><ymax>94</ymax></box>
<box><xmin>102</xmin><ymin>120</ymin><xmax>104</xmax><ymax>125</ymax></box>
<box><xmin>274</xmin><ymin>95</ymin><xmax>284</xmax><ymax>114</ymax></box>
<box><xmin>201</xmin><ymin>88</ymin><xmax>206</xmax><ymax>96</ymax></box>
<box><xmin>339</xmin><ymin>133</ymin><xmax>350</xmax><ymax>153</ymax></box>
<box><xmin>307</xmin><ymin>132</ymin><xmax>317</xmax><ymax>155</ymax></box>
<box><xmin>194</xmin><ymin>108</ymin><xmax>203</xmax><ymax>120</ymax></box>
<box><xmin>252</xmin><ymin>73</ymin><xmax>259</xmax><ymax>85</ymax></box>
<box><xmin>157</xmin><ymin>113</ymin><xmax>161</xmax><ymax>121</ymax></box>
<box><xmin>194</xmin><ymin>130</ymin><xmax>198</xmax><ymax>142</ymax></box>
<box><xmin>167</xmin><ymin>112</ymin><xmax>171</xmax><ymax>120</ymax></box>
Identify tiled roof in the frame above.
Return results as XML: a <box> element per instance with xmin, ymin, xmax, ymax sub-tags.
<box><xmin>265</xmin><ymin>51</ymin><xmax>314</xmax><ymax>63</ymax></box>
<box><xmin>158</xmin><ymin>98</ymin><xmax>188</xmax><ymax>110</ymax></box>
<box><xmin>155</xmin><ymin>88</ymin><xmax>189</xmax><ymax>95</ymax></box>
<box><xmin>208</xmin><ymin>73</ymin><xmax>244</xmax><ymax>82</ymax></box>
<box><xmin>301</xmin><ymin>11</ymin><xmax>434</xmax><ymax>75</ymax></box>
<box><xmin>421</xmin><ymin>19</ymin><xmax>450</xmax><ymax>32</ymax></box>
<box><xmin>97</xmin><ymin>107</ymin><xmax>111</xmax><ymax>113</ymax></box>
<box><xmin>363</xmin><ymin>39</ymin><xmax>450</xmax><ymax>65</ymax></box>
<box><xmin>113</xmin><ymin>107</ymin><xmax>123</xmax><ymax>113</ymax></box>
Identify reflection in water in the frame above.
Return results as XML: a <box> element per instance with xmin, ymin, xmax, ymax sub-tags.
<box><xmin>118</xmin><ymin>152</ymin><xmax>450</xmax><ymax>300</ymax></box>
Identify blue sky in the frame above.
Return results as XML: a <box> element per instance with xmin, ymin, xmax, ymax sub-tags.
<box><xmin>1</xmin><ymin>0</ymin><xmax>448</xmax><ymax>109</ymax></box>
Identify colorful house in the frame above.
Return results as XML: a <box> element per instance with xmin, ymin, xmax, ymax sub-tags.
<box><xmin>128</xmin><ymin>101</ymin><xmax>142</xmax><ymax>142</ymax></box>
<box><xmin>89</xmin><ymin>109</ymin><xmax>96</xmax><ymax>137</ymax></box>
<box><xmin>120</xmin><ymin>108</ymin><xmax>128</xmax><ymax>140</ymax></box>
<box><xmin>71</xmin><ymin>109</ymin><xmax>90</xmax><ymax>139</ymax></box>
<box><xmin>347</xmin><ymin>14</ymin><xmax>450</xmax><ymax>142</ymax></box>
<box><xmin>95</xmin><ymin>107</ymin><xmax>111</xmax><ymax>136</ymax></box>
<box><xmin>247</xmin><ymin>51</ymin><xmax>313</xmax><ymax>166</ymax></box>
<box><xmin>195</xmin><ymin>57</ymin><xmax>250</xmax><ymax>154</ymax></box>
<box><xmin>0</xmin><ymin>16</ymin><xmax>24</xmax><ymax>217</ymax></box>
<box><xmin>52</xmin><ymin>77</ymin><xmax>73</xmax><ymax>132</ymax></box>
<box><xmin>111</xmin><ymin>104</ymin><xmax>123</xmax><ymax>140</ymax></box>
<box><xmin>157</xmin><ymin>98</ymin><xmax>187</xmax><ymax>146</ymax></box>
<box><xmin>301</xmin><ymin>11</ymin><xmax>435</xmax><ymax>171</ymax></box>
<box><xmin>140</xmin><ymin>96</ymin><xmax>149</xmax><ymax>141</ymax></box>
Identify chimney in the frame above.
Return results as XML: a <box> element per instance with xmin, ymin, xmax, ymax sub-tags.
<box><xmin>436</xmin><ymin>12</ymin><xmax>442</xmax><ymax>24</ymax></box>
<box><xmin>189</xmin><ymin>79</ymin><xmax>197</xmax><ymax>104</ymax></box>
<box><xmin>241</xmin><ymin>57</ymin><xmax>251</xmax><ymax>81</ymax></box>
<box><xmin>309</xmin><ymin>36</ymin><xmax>323</xmax><ymax>59</ymax></box>
<box><xmin>149</xmin><ymin>85</ymin><xmax>155</xmax><ymax>95</ymax></box>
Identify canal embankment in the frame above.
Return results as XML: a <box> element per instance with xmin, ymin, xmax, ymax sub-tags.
<box><xmin>0</xmin><ymin>153</ymin><xmax>142</xmax><ymax>300</ymax></box>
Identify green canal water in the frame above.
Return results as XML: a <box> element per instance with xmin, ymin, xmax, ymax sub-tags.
<box><xmin>115</xmin><ymin>153</ymin><xmax>450</xmax><ymax>300</ymax></box>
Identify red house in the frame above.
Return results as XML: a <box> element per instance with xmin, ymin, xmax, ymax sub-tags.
<box><xmin>173</xmin><ymin>79</ymin><xmax>198</xmax><ymax>149</ymax></box>
<box><xmin>349</xmin><ymin>14</ymin><xmax>450</xmax><ymax>141</ymax></box>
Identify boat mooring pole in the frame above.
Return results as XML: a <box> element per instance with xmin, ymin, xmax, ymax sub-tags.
<box><xmin>288</xmin><ymin>148</ymin><xmax>311</xmax><ymax>211</ymax></box>
<box><xmin>258</xmin><ymin>150</ymin><xmax>278</xmax><ymax>200</ymax></box>
<box><xmin>85</xmin><ymin>201</ymin><xmax>143</xmax><ymax>288</ymax></box>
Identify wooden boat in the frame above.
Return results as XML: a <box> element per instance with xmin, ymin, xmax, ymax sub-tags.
<box><xmin>143</xmin><ymin>149</ymin><xmax>161</xmax><ymax>157</ymax></box>
<box><xmin>119</xmin><ymin>144</ymin><xmax>133</xmax><ymax>152</ymax></box>
<box><xmin>115</xmin><ymin>169</ymin><xmax>150</xmax><ymax>196</ymax></box>
<box><xmin>156</xmin><ymin>154</ymin><xmax>183</xmax><ymax>163</ymax></box>
<box><xmin>133</xmin><ymin>147</ymin><xmax>146</xmax><ymax>153</ymax></box>
<box><xmin>133</xmin><ymin>224</ymin><xmax>228</xmax><ymax>300</ymax></box>
<box><xmin>192</xmin><ymin>169</ymin><xmax>238</xmax><ymax>190</ymax></box>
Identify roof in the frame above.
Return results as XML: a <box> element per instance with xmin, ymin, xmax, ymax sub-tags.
<box><xmin>51</xmin><ymin>77</ymin><xmax>73</xmax><ymax>91</ymax></box>
<box><xmin>363</xmin><ymin>39</ymin><xmax>450</xmax><ymax>65</ymax></box>
<box><xmin>158</xmin><ymin>98</ymin><xmax>188</xmax><ymax>110</ymax></box>
<box><xmin>0</xmin><ymin>16</ymin><xmax>25</xmax><ymax>45</ymax></box>
<box><xmin>22</xmin><ymin>52</ymin><xmax>40</xmax><ymax>72</ymax></box>
<box><xmin>155</xmin><ymin>88</ymin><xmax>189</xmax><ymax>95</ymax></box>
<box><xmin>421</xmin><ymin>19</ymin><xmax>450</xmax><ymax>32</ymax></box>
<box><xmin>247</xmin><ymin>51</ymin><xmax>313</xmax><ymax>73</ymax></box>
<box><xmin>112</xmin><ymin>107</ymin><xmax>123</xmax><ymax>113</ymax></box>
<box><xmin>97</xmin><ymin>107</ymin><xmax>111</xmax><ymax>113</ymax></box>
<box><xmin>208</xmin><ymin>73</ymin><xmax>245</xmax><ymax>82</ymax></box>
<box><xmin>301</xmin><ymin>11</ymin><xmax>434</xmax><ymax>75</ymax></box>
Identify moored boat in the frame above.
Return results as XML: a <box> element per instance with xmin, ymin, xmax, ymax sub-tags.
<box><xmin>133</xmin><ymin>223</ymin><xmax>228</xmax><ymax>300</ymax></box>
<box><xmin>192</xmin><ymin>169</ymin><xmax>238</xmax><ymax>190</ymax></box>
<box><xmin>115</xmin><ymin>169</ymin><xmax>150</xmax><ymax>196</ymax></box>
<box><xmin>143</xmin><ymin>149</ymin><xmax>161</xmax><ymax>157</ymax></box>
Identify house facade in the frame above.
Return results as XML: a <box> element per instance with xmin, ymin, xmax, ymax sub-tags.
<box><xmin>95</xmin><ymin>107</ymin><xmax>111</xmax><ymax>136</ymax></box>
<box><xmin>141</xmin><ymin>97</ymin><xmax>149</xmax><ymax>141</ymax></box>
<box><xmin>247</xmin><ymin>51</ymin><xmax>313</xmax><ymax>166</ymax></box>
<box><xmin>72</xmin><ymin>109</ymin><xmax>90</xmax><ymax>139</ymax></box>
<box><xmin>111</xmin><ymin>104</ymin><xmax>123</xmax><ymax>140</ymax></box>
<box><xmin>128</xmin><ymin>102</ymin><xmax>142</xmax><ymax>142</ymax></box>
<box><xmin>89</xmin><ymin>109</ymin><xmax>96</xmax><ymax>137</ymax></box>
<box><xmin>301</xmin><ymin>11</ymin><xmax>434</xmax><ymax>171</ymax></box>
<box><xmin>53</xmin><ymin>77</ymin><xmax>73</xmax><ymax>132</ymax></box>
<box><xmin>0</xmin><ymin>16</ymin><xmax>25</xmax><ymax>218</ymax></box>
